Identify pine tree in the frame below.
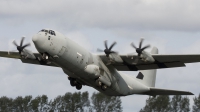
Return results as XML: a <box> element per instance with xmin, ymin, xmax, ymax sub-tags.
<box><xmin>23</xmin><ymin>95</ymin><xmax>32</xmax><ymax>111</ymax></box>
<box><xmin>193</xmin><ymin>94</ymin><xmax>200</xmax><ymax>112</ymax></box>
<box><xmin>29</xmin><ymin>96</ymin><xmax>41</xmax><ymax>111</ymax></box>
<box><xmin>38</xmin><ymin>95</ymin><xmax>49</xmax><ymax>111</ymax></box>
<box><xmin>91</xmin><ymin>92</ymin><xmax>122</xmax><ymax>112</ymax></box>
<box><xmin>62</xmin><ymin>92</ymin><xmax>90</xmax><ymax>112</ymax></box>
<box><xmin>140</xmin><ymin>95</ymin><xmax>171</xmax><ymax>112</ymax></box>
<box><xmin>13</xmin><ymin>96</ymin><xmax>24</xmax><ymax>112</ymax></box>
<box><xmin>49</xmin><ymin>95</ymin><xmax>63</xmax><ymax>111</ymax></box>
<box><xmin>0</xmin><ymin>96</ymin><xmax>13</xmax><ymax>111</ymax></box>
<box><xmin>171</xmin><ymin>95</ymin><xmax>190</xmax><ymax>112</ymax></box>
<box><xmin>171</xmin><ymin>95</ymin><xmax>182</xmax><ymax>112</ymax></box>
<box><xmin>50</xmin><ymin>92</ymin><xmax>90</xmax><ymax>112</ymax></box>
<box><xmin>179</xmin><ymin>96</ymin><xmax>190</xmax><ymax>112</ymax></box>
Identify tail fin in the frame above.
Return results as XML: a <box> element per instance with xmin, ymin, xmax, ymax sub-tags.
<box><xmin>136</xmin><ymin>47</ymin><xmax>158</xmax><ymax>87</ymax></box>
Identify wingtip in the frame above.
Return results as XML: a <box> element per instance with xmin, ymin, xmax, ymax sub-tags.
<box><xmin>189</xmin><ymin>92</ymin><xmax>194</xmax><ymax>95</ymax></box>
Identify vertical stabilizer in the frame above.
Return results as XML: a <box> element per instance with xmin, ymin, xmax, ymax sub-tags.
<box><xmin>136</xmin><ymin>47</ymin><xmax>158</xmax><ymax>87</ymax></box>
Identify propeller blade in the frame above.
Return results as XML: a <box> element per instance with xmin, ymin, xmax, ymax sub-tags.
<box><xmin>104</xmin><ymin>40</ymin><xmax>108</xmax><ymax>49</ymax></box>
<box><xmin>109</xmin><ymin>41</ymin><xmax>116</xmax><ymax>50</ymax></box>
<box><xmin>13</xmin><ymin>40</ymin><xmax>18</xmax><ymax>47</ymax></box>
<box><xmin>20</xmin><ymin>37</ymin><xmax>25</xmax><ymax>47</ymax></box>
<box><xmin>131</xmin><ymin>38</ymin><xmax>150</xmax><ymax>58</ymax></box>
<box><xmin>110</xmin><ymin>51</ymin><xmax>117</xmax><ymax>54</ymax></box>
<box><xmin>97</xmin><ymin>48</ymin><xmax>104</xmax><ymax>52</ymax></box>
<box><xmin>131</xmin><ymin>43</ymin><xmax>137</xmax><ymax>49</ymax></box>
<box><xmin>12</xmin><ymin>37</ymin><xmax>30</xmax><ymax>55</ymax></box>
<box><xmin>141</xmin><ymin>44</ymin><xmax>150</xmax><ymax>51</ymax></box>
<box><xmin>22</xmin><ymin>43</ymin><xmax>31</xmax><ymax>49</ymax></box>
<box><xmin>99</xmin><ymin>40</ymin><xmax>118</xmax><ymax>57</ymax></box>
<box><xmin>139</xmin><ymin>38</ymin><xmax>144</xmax><ymax>49</ymax></box>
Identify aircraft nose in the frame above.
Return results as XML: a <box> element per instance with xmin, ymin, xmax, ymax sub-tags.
<box><xmin>32</xmin><ymin>34</ymin><xmax>46</xmax><ymax>52</ymax></box>
<box><xmin>32</xmin><ymin>34</ymin><xmax>38</xmax><ymax>42</ymax></box>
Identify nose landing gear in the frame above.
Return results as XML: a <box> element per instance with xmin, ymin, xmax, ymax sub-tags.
<box><xmin>42</xmin><ymin>53</ymin><xmax>49</xmax><ymax>60</ymax></box>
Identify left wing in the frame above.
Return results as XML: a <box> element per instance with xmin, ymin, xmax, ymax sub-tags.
<box><xmin>0</xmin><ymin>51</ymin><xmax>58</xmax><ymax>67</ymax></box>
<box><xmin>99</xmin><ymin>54</ymin><xmax>200</xmax><ymax>71</ymax></box>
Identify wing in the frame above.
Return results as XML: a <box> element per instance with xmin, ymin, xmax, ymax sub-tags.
<box><xmin>141</xmin><ymin>87</ymin><xmax>193</xmax><ymax>95</ymax></box>
<box><xmin>0</xmin><ymin>51</ymin><xmax>58</xmax><ymax>67</ymax></box>
<box><xmin>99</xmin><ymin>54</ymin><xmax>200</xmax><ymax>71</ymax></box>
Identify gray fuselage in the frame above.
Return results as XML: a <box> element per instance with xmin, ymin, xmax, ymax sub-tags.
<box><xmin>32</xmin><ymin>30</ymin><xmax>149</xmax><ymax>96</ymax></box>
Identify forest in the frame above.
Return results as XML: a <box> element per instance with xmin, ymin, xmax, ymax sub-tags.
<box><xmin>0</xmin><ymin>91</ymin><xmax>200</xmax><ymax>112</ymax></box>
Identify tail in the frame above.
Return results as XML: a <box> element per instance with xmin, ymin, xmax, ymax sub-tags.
<box><xmin>136</xmin><ymin>47</ymin><xmax>158</xmax><ymax>87</ymax></box>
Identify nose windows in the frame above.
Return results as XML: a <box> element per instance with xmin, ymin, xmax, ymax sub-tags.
<box><xmin>49</xmin><ymin>30</ymin><xmax>56</xmax><ymax>36</ymax></box>
<box><xmin>40</xmin><ymin>29</ymin><xmax>56</xmax><ymax>36</ymax></box>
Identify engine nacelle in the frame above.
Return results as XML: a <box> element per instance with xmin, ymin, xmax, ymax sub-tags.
<box><xmin>108</xmin><ymin>53</ymin><xmax>123</xmax><ymax>63</ymax></box>
<box><xmin>21</xmin><ymin>49</ymin><xmax>36</xmax><ymax>59</ymax></box>
<box><xmin>84</xmin><ymin>65</ymin><xmax>101</xmax><ymax>78</ymax></box>
<box><xmin>141</xmin><ymin>52</ymin><xmax>155</xmax><ymax>63</ymax></box>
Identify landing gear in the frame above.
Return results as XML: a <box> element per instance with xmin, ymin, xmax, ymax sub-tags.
<box><xmin>68</xmin><ymin>77</ymin><xmax>82</xmax><ymax>90</ymax></box>
<box><xmin>95</xmin><ymin>79</ymin><xmax>107</xmax><ymax>91</ymax></box>
<box><xmin>42</xmin><ymin>53</ymin><xmax>49</xmax><ymax>60</ymax></box>
<box><xmin>95</xmin><ymin>79</ymin><xmax>102</xmax><ymax>87</ymax></box>
<box><xmin>101</xmin><ymin>84</ymin><xmax>107</xmax><ymax>91</ymax></box>
<box><xmin>76</xmin><ymin>84</ymin><xmax>82</xmax><ymax>90</ymax></box>
<box><xmin>70</xmin><ymin>80</ymin><xmax>76</xmax><ymax>87</ymax></box>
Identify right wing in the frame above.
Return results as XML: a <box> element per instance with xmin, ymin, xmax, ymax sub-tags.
<box><xmin>0</xmin><ymin>51</ymin><xmax>58</xmax><ymax>67</ymax></box>
<box><xmin>141</xmin><ymin>87</ymin><xmax>193</xmax><ymax>95</ymax></box>
<box><xmin>99</xmin><ymin>54</ymin><xmax>200</xmax><ymax>71</ymax></box>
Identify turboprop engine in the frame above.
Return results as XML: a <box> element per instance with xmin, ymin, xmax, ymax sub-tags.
<box><xmin>84</xmin><ymin>64</ymin><xmax>101</xmax><ymax>79</ymax></box>
<box><xmin>131</xmin><ymin>38</ymin><xmax>155</xmax><ymax>63</ymax></box>
<box><xmin>12</xmin><ymin>37</ymin><xmax>36</xmax><ymax>59</ymax></box>
<box><xmin>140</xmin><ymin>51</ymin><xmax>155</xmax><ymax>63</ymax></box>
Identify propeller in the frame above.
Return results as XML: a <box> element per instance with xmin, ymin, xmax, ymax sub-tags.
<box><xmin>131</xmin><ymin>38</ymin><xmax>150</xmax><ymax>57</ymax></box>
<box><xmin>12</xmin><ymin>37</ymin><xmax>30</xmax><ymax>55</ymax></box>
<box><xmin>97</xmin><ymin>40</ymin><xmax>117</xmax><ymax>57</ymax></box>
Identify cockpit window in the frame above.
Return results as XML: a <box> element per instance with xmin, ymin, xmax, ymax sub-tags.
<box><xmin>49</xmin><ymin>30</ymin><xmax>56</xmax><ymax>36</ymax></box>
<box><xmin>40</xmin><ymin>29</ymin><xmax>56</xmax><ymax>36</ymax></box>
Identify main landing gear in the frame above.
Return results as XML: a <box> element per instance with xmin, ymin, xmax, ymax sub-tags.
<box><xmin>95</xmin><ymin>79</ymin><xmax>107</xmax><ymax>91</ymax></box>
<box><xmin>68</xmin><ymin>77</ymin><xmax>82</xmax><ymax>90</ymax></box>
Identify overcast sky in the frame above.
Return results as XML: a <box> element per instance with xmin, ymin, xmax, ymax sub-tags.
<box><xmin>1</xmin><ymin>0</ymin><xmax>200</xmax><ymax>111</ymax></box>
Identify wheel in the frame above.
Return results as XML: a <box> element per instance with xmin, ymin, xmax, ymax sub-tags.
<box><xmin>70</xmin><ymin>80</ymin><xmax>76</xmax><ymax>87</ymax></box>
<box><xmin>101</xmin><ymin>84</ymin><xmax>107</xmax><ymax>91</ymax></box>
<box><xmin>46</xmin><ymin>55</ymin><xmax>48</xmax><ymax>60</ymax></box>
<box><xmin>95</xmin><ymin>79</ymin><xmax>102</xmax><ymax>87</ymax></box>
<box><xmin>76</xmin><ymin>84</ymin><xmax>82</xmax><ymax>90</ymax></box>
<box><xmin>68</xmin><ymin>77</ymin><xmax>72</xmax><ymax>80</ymax></box>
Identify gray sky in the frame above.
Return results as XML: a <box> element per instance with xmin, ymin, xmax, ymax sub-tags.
<box><xmin>1</xmin><ymin>0</ymin><xmax>200</xmax><ymax>111</ymax></box>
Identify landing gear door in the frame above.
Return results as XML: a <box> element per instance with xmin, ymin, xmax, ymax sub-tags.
<box><xmin>58</xmin><ymin>46</ymin><xmax>66</xmax><ymax>57</ymax></box>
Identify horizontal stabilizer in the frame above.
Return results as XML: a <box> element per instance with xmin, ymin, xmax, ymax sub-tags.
<box><xmin>142</xmin><ymin>87</ymin><xmax>193</xmax><ymax>95</ymax></box>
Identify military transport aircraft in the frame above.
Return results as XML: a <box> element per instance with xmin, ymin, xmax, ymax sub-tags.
<box><xmin>0</xmin><ymin>29</ymin><xmax>200</xmax><ymax>96</ymax></box>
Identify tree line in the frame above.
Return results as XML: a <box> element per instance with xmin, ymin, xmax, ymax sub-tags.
<box><xmin>0</xmin><ymin>92</ymin><xmax>122</xmax><ymax>112</ymax></box>
<box><xmin>140</xmin><ymin>94</ymin><xmax>200</xmax><ymax>112</ymax></box>
<box><xmin>1</xmin><ymin>91</ymin><xmax>200</xmax><ymax>112</ymax></box>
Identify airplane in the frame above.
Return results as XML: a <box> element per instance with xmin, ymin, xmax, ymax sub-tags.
<box><xmin>0</xmin><ymin>29</ymin><xmax>200</xmax><ymax>96</ymax></box>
